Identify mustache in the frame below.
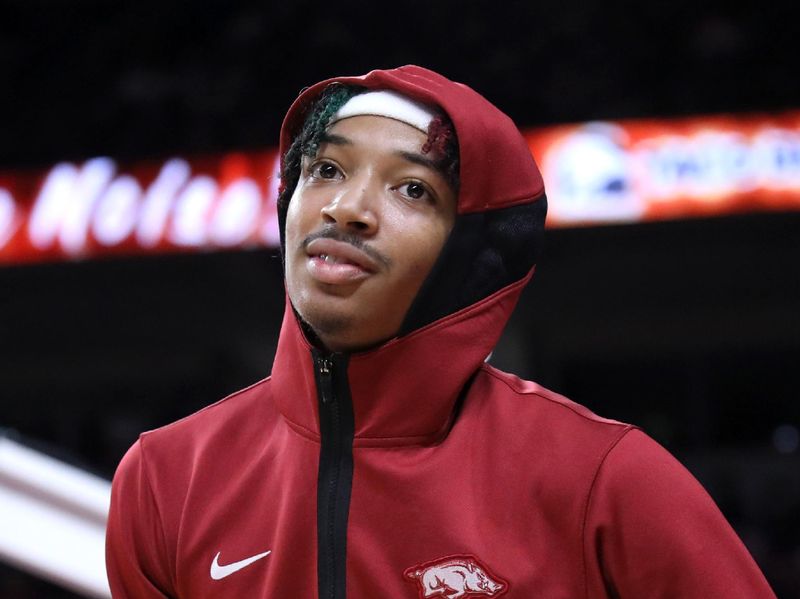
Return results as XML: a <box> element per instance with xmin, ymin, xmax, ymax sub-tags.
<box><xmin>301</xmin><ymin>226</ymin><xmax>392</xmax><ymax>270</ymax></box>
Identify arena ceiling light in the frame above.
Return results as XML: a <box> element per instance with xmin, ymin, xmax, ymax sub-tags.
<box><xmin>0</xmin><ymin>433</ymin><xmax>111</xmax><ymax>598</ymax></box>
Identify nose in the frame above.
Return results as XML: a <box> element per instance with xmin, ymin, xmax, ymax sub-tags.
<box><xmin>320</xmin><ymin>177</ymin><xmax>378</xmax><ymax>234</ymax></box>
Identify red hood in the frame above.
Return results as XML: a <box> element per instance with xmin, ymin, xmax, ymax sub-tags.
<box><xmin>272</xmin><ymin>66</ymin><xmax>547</xmax><ymax>437</ymax></box>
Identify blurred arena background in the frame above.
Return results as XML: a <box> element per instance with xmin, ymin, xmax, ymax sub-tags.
<box><xmin>1</xmin><ymin>1</ymin><xmax>799</xmax><ymax>596</ymax></box>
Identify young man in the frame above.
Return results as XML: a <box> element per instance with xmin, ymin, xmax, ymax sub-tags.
<box><xmin>106</xmin><ymin>66</ymin><xmax>776</xmax><ymax>598</ymax></box>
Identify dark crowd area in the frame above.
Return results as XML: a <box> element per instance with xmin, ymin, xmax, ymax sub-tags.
<box><xmin>1</xmin><ymin>1</ymin><xmax>799</xmax><ymax>596</ymax></box>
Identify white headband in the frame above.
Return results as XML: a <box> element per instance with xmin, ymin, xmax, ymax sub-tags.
<box><xmin>330</xmin><ymin>90</ymin><xmax>437</xmax><ymax>133</ymax></box>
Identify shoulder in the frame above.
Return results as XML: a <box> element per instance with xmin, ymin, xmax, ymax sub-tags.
<box><xmin>109</xmin><ymin>377</ymin><xmax>278</xmax><ymax>568</ymax></box>
<box><xmin>589</xmin><ymin>426</ymin><xmax>716</xmax><ymax>515</ymax></box>
<box><xmin>111</xmin><ymin>377</ymin><xmax>279</xmax><ymax>531</ymax></box>
<box><xmin>583</xmin><ymin>427</ymin><xmax>777</xmax><ymax>597</ymax></box>
<box><xmin>460</xmin><ymin>364</ymin><xmax>640</xmax><ymax>500</ymax></box>
<box><xmin>116</xmin><ymin>376</ymin><xmax>279</xmax><ymax>491</ymax></box>
<box><xmin>472</xmin><ymin>366</ymin><xmax>724</xmax><ymax>518</ymax></box>
<box><xmin>139</xmin><ymin>376</ymin><xmax>274</xmax><ymax>452</ymax></box>
<box><xmin>475</xmin><ymin>363</ymin><xmax>633</xmax><ymax>444</ymax></box>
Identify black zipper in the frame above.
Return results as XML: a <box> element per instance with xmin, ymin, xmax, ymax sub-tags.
<box><xmin>313</xmin><ymin>350</ymin><xmax>355</xmax><ymax>599</ymax></box>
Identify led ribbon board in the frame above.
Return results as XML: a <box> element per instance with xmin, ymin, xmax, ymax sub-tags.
<box><xmin>0</xmin><ymin>152</ymin><xmax>281</xmax><ymax>265</ymax></box>
<box><xmin>1</xmin><ymin>111</ymin><xmax>799</xmax><ymax>265</ymax></box>
<box><xmin>531</xmin><ymin>111</ymin><xmax>800</xmax><ymax>226</ymax></box>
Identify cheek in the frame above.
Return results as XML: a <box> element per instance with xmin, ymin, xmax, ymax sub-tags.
<box><xmin>283</xmin><ymin>192</ymin><xmax>312</xmax><ymax>295</ymax></box>
<box><xmin>283</xmin><ymin>193</ymin><xmax>304</xmax><ymax>246</ymax></box>
<box><xmin>285</xmin><ymin>186</ymin><xmax>323</xmax><ymax>256</ymax></box>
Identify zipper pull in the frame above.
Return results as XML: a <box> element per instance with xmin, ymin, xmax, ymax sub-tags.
<box><xmin>320</xmin><ymin>357</ymin><xmax>332</xmax><ymax>376</ymax></box>
<box><xmin>318</xmin><ymin>357</ymin><xmax>334</xmax><ymax>404</ymax></box>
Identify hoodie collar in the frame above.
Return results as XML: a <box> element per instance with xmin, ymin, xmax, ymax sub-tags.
<box><xmin>270</xmin><ymin>271</ymin><xmax>531</xmax><ymax>448</ymax></box>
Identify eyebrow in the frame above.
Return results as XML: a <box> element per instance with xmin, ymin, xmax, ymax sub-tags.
<box><xmin>395</xmin><ymin>150</ymin><xmax>443</xmax><ymax>175</ymax></box>
<box><xmin>318</xmin><ymin>132</ymin><xmax>352</xmax><ymax>146</ymax></box>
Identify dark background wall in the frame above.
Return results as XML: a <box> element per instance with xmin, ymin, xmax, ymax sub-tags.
<box><xmin>1</xmin><ymin>1</ymin><xmax>799</xmax><ymax>596</ymax></box>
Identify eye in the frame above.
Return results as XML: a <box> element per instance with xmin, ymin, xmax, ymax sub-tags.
<box><xmin>309</xmin><ymin>160</ymin><xmax>342</xmax><ymax>180</ymax></box>
<box><xmin>397</xmin><ymin>181</ymin><xmax>433</xmax><ymax>202</ymax></box>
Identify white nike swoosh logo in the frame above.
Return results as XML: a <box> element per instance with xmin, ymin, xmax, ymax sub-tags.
<box><xmin>210</xmin><ymin>550</ymin><xmax>272</xmax><ymax>580</ymax></box>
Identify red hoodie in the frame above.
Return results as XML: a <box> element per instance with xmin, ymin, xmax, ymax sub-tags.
<box><xmin>106</xmin><ymin>66</ymin><xmax>776</xmax><ymax>598</ymax></box>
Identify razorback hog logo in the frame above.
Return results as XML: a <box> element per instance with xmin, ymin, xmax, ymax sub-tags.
<box><xmin>404</xmin><ymin>555</ymin><xmax>508</xmax><ymax>599</ymax></box>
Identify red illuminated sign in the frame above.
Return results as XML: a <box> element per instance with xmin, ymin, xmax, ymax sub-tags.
<box><xmin>0</xmin><ymin>152</ymin><xmax>281</xmax><ymax>265</ymax></box>
<box><xmin>530</xmin><ymin>112</ymin><xmax>800</xmax><ymax>225</ymax></box>
<box><xmin>2</xmin><ymin>110</ymin><xmax>800</xmax><ymax>265</ymax></box>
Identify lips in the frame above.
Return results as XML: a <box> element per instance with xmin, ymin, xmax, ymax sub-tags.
<box><xmin>304</xmin><ymin>237</ymin><xmax>380</xmax><ymax>284</ymax></box>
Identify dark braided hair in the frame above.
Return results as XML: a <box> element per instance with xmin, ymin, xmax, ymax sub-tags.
<box><xmin>422</xmin><ymin>114</ymin><xmax>459</xmax><ymax>191</ymax></box>
<box><xmin>277</xmin><ymin>84</ymin><xmax>363</xmax><ymax>216</ymax></box>
<box><xmin>277</xmin><ymin>83</ymin><xmax>460</xmax><ymax>221</ymax></box>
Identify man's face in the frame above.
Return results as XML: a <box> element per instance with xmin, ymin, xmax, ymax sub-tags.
<box><xmin>284</xmin><ymin>115</ymin><xmax>458</xmax><ymax>352</ymax></box>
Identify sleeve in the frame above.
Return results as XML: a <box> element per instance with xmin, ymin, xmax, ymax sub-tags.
<box><xmin>583</xmin><ymin>428</ymin><xmax>776</xmax><ymax>599</ymax></box>
<box><xmin>105</xmin><ymin>438</ymin><xmax>176</xmax><ymax>598</ymax></box>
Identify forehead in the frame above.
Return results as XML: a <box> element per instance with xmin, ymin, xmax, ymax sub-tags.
<box><xmin>322</xmin><ymin>115</ymin><xmax>428</xmax><ymax>151</ymax></box>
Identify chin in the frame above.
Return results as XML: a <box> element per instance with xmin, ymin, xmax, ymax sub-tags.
<box><xmin>294</xmin><ymin>300</ymin><xmax>353</xmax><ymax>341</ymax></box>
<box><xmin>306</xmin><ymin>312</ymin><xmax>353</xmax><ymax>341</ymax></box>
<box><xmin>297</xmin><ymin>304</ymin><xmax>395</xmax><ymax>352</ymax></box>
